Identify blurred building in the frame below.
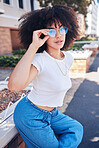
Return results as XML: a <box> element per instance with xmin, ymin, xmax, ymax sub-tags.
<box><xmin>0</xmin><ymin>0</ymin><xmax>40</xmax><ymax>55</ymax></box>
<box><xmin>85</xmin><ymin>1</ymin><xmax>98</xmax><ymax>37</ymax></box>
<box><xmin>77</xmin><ymin>14</ymin><xmax>85</xmax><ymax>38</ymax></box>
<box><xmin>1</xmin><ymin>0</ymin><xmax>98</xmax><ymax>55</ymax></box>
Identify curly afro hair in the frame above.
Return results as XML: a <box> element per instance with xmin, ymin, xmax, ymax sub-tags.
<box><xmin>19</xmin><ymin>4</ymin><xmax>80</xmax><ymax>53</ymax></box>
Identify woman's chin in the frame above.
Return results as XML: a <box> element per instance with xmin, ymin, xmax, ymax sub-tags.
<box><xmin>54</xmin><ymin>45</ymin><xmax>64</xmax><ymax>50</ymax></box>
<box><xmin>47</xmin><ymin>43</ymin><xmax>64</xmax><ymax>50</ymax></box>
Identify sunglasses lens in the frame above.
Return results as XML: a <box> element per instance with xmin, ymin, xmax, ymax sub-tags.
<box><xmin>64</xmin><ymin>27</ymin><xmax>68</xmax><ymax>34</ymax></box>
<box><xmin>60</xmin><ymin>27</ymin><xmax>68</xmax><ymax>35</ymax></box>
<box><xmin>48</xmin><ymin>29</ymin><xmax>56</xmax><ymax>37</ymax></box>
<box><xmin>48</xmin><ymin>27</ymin><xmax>68</xmax><ymax>37</ymax></box>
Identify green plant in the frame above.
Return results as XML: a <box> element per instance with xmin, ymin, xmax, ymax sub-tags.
<box><xmin>69</xmin><ymin>43</ymin><xmax>85</xmax><ymax>50</ymax></box>
<box><xmin>12</xmin><ymin>49</ymin><xmax>26</xmax><ymax>55</ymax></box>
<box><xmin>0</xmin><ymin>55</ymin><xmax>22</xmax><ymax>67</ymax></box>
<box><xmin>77</xmin><ymin>36</ymin><xmax>98</xmax><ymax>41</ymax></box>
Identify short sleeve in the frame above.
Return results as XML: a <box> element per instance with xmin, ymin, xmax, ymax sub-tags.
<box><xmin>65</xmin><ymin>51</ymin><xmax>74</xmax><ymax>69</ymax></box>
<box><xmin>31</xmin><ymin>53</ymin><xmax>43</xmax><ymax>74</ymax></box>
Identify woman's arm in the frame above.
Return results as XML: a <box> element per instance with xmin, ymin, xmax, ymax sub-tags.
<box><xmin>8</xmin><ymin>29</ymin><xmax>49</xmax><ymax>92</ymax></box>
<box><xmin>8</xmin><ymin>44</ymin><xmax>38</xmax><ymax>92</ymax></box>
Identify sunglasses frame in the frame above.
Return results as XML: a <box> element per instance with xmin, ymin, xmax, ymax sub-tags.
<box><xmin>48</xmin><ymin>26</ymin><xmax>68</xmax><ymax>38</ymax></box>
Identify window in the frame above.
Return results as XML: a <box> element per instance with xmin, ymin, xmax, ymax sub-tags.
<box><xmin>30</xmin><ymin>0</ymin><xmax>34</xmax><ymax>10</ymax></box>
<box><xmin>3</xmin><ymin>0</ymin><xmax>10</xmax><ymax>4</ymax></box>
<box><xmin>18</xmin><ymin>0</ymin><xmax>23</xmax><ymax>9</ymax></box>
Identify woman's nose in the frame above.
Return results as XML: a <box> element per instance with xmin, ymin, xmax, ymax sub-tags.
<box><xmin>55</xmin><ymin>29</ymin><xmax>61</xmax><ymax>38</ymax></box>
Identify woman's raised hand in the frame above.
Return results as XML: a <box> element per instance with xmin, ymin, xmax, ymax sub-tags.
<box><xmin>32</xmin><ymin>29</ymin><xmax>50</xmax><ymax>49</ymax></box>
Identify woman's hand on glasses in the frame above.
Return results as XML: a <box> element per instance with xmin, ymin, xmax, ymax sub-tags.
<box><xmin>31</xmin><ymin>26</ymin><xmax>68</xmax><ymax>49</ymax></box>
<box><xmin>32</xmin><ymin>29</ymin><xmax>50</xmax><ymax>49</ymax></box>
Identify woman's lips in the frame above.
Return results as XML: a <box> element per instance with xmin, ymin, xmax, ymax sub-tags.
<box><xmin>55</xmin><ymin>40</ymin><xmax>63</xmax><ymax>44</ymax></box>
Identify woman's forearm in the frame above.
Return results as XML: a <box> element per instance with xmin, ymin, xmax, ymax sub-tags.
<box><xmin>8</xmin><ymin>43</ymin><xmax>38</xmax><ymax>92</ymax></box>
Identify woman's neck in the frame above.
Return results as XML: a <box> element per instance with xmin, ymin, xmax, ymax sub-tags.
<box><xmin>46</xmin><ymin>49</ymin><xmax>64</xmax><ymax>60</ymax></box>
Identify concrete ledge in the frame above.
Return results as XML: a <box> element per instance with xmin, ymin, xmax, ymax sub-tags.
<box><xmin>82</xmin><ymin>44</ymin><xmax>98</xmax><ymax>56</ymax></box>
<box><xmin>0</xmin><ymin>99</ymin><xmax>20</xmax><ymax>147</ymax></box>
<box><xmin>68</xmin><ymin>50</ymin><xmax>92</xmax><ymax>59</ymax></box>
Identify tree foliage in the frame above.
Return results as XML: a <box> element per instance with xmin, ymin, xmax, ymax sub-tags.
<box><xmin>37</xmin><ymin>0</ymin><xmax>94</xmax><ymax>17</ymax></box>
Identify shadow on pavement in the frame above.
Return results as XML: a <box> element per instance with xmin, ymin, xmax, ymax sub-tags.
<box><xmin>64</xmin><ymin>78</ymin><xmax>99</xmax><ymax>148</ymax></box>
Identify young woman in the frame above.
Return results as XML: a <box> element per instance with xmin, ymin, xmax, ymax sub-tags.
<box><xmin>8</xmin><ymin>5</ymin><xmax>83</xmax><ymax>148</ymax></box>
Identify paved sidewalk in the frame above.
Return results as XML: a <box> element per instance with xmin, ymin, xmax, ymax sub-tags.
<box><xmin>0</xmin><ymin>69</ymin><xmax>12</xmax><ymax>81</ymax></box>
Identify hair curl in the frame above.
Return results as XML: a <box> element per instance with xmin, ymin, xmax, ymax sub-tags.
<box><xmin>19</xmin><ymin>5</ymin><xmax>80</xmax><ymax>53</ymax></box>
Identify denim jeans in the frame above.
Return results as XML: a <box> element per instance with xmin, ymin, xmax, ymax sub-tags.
<box><xmin>13</xmin><ymin>95</ymin><xmax>83</xmax><ymax>148</ymax></box>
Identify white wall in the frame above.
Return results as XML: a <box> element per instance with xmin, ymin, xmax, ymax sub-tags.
<box><xmin>85</xmin><ymin>1</ymin><xmax>98</xmax><ymax>36</ymax></box>
<box><xmin>97</xmin><ymin>7</ymin><xmax>99</xmax><ymax>36</ymax></box>
<box><xmin>0</xmin><ymin>0</ymin><xmax>42</xmax><ymax>28</ymax></box>
<box><xmin>34</xmin><ymin>0</ymin><xmax>41</xmax><ymax>10</ymax></box>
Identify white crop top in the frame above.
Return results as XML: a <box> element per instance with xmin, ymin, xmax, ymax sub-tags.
<box><xmin>27</xmin><ymin>50</ymin><xmax>74</xmax><ymax>107</ymax></box>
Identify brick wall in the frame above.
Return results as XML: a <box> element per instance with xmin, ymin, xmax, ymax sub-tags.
<box><xmin>4</xmin><ymin>133</ymin><xmax>27</xmax><ymax>148</ymax></box>
<box><xmin>0</xmin><ymin>27</ymin><xmax>12</xmax><ymax>55</ymax></box>
<box><xmin>70</xmin><ymin>56</ymin><xmax>91</xmax><ymax>73</ymax></box>
<box><xmin>10</xmin><ymin>29</ymin><xmax>24</xmax><ymax>50</ymax></box>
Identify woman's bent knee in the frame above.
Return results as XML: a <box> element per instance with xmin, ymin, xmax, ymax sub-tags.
<box><xmin>75</xmin><ymin>121</ymin><xmax>83</xmax><ymax>143</ymax></box>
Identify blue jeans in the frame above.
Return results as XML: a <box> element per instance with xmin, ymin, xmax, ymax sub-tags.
<box><xmin>13</xmin><ymin>95</ymin><xmax>83</xmax><ymax>148</ymax></box>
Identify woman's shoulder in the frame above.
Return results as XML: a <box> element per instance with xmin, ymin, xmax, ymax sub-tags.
<box><xmin>35</xmin><ymin>52</ymin><xmax>42</xmax><ymax>57</ymax></box>
<box><xmin>32</xmin><ymin>52</ymin><xmax>45</xmax><ymax>73</ymax></box>
<box><xmin>35</xmin><ymin>51</ymin><xmax>50</xmax><ymax>62</ymax></box>
<box><xmin>33</xmin><ymin>52</ymin><xmax>45</xmax><ymax>62</ymax></box>
<box><xmin>35</xmin><ymin>51</ymin><xmax>45</xmax><ymax>58</ymax></box>
<box><xmin>64</xmin><ymin>50</ymin><xmax>74</xmax><ymax>60</ymax></box>
<box><xmin>63</xmin><ymin>50</ymin><xmax>74</xmax><ymax>68</ymax></box>
<box><xmin>33</xmin><ymin>51</ymin><xmax>47</xmax><ymax>65</ymax></box>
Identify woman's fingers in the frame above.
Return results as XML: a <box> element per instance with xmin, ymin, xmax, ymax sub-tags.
<box><xmin>42</xmin><ymin>35</ymin><xmax>50</xmax><ymax>42</ymax></box>
<box><xmin>32</xmin><ymin>29</ymin><xmax>50</xmax><ymax>48</ymax></box>
<box><xmin>35</xmin><ymin>29</ymin><xmax>50</xmax><ymax>36</ymax></box>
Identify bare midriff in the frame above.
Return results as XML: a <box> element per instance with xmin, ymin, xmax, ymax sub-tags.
<box><xmin>34</xmin><ymin>103</ymin><xmax>55</xmax><ymax>111</ymax></box>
